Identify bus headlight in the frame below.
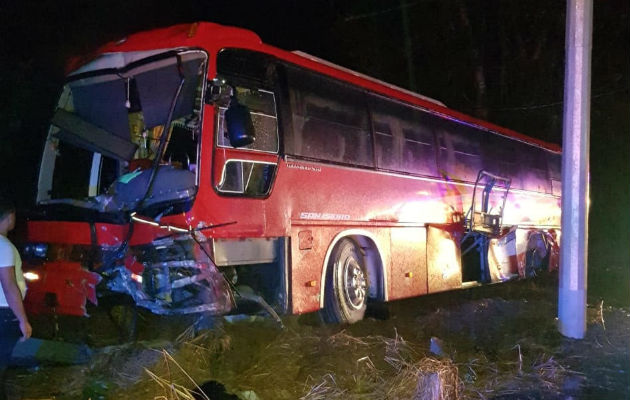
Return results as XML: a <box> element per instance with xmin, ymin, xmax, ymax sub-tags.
<box><xmin>23</xmin><ymin>243</ymin><xmax>48</xmax><ymax>259</ymax></box>
<box><xmin>23</xmin><ymin>272</ymin><xmax>40</xmax><ymax>281</ymax></box>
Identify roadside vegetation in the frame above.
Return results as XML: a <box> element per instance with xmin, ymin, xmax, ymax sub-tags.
<box><xmin>7</xmin><ymin>274</ymin><xmax>629</xmax><ymax>399</ymax></box>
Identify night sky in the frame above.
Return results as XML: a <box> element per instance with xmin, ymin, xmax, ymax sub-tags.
<box><xmin>0</xmin><ymin>0</ymin><xmax>628</xmax><ymax>303</ymax></box>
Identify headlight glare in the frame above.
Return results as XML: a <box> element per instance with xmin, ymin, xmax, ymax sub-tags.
<box><xmin>23</xmin><ymin>272</ymin><xmax>40</xmax><ymax>281</ymax></box>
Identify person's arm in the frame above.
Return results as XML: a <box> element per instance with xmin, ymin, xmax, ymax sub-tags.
<box><xmin>0</xmin><ymin>266</ymin><xmax>32</xmax><ymax>340</ymax></box>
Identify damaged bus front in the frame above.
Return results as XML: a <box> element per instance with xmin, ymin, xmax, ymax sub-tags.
<box><xmin>23</xmin><ymin>48</ymin><xmax>236</xmax><ymax>317</ymax></box>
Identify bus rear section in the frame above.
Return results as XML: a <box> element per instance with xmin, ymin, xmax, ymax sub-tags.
<box><xmin>21</xmin><ymin>22</ymin><xmax>561</xmax><ymax>325</ymax></box>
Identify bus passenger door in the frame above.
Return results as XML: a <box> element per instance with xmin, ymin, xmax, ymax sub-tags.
<box><xmin>210</xmin><ymin>49</ymin><xmax>281</xmax><ymax>235</ymax></box>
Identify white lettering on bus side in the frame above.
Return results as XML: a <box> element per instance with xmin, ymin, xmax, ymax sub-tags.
<box><xmin>286</xmin><ymin>163</ymin><xmax>322</xmax><ymax>172</ymax></box>
<box><xmin>300</xmin><ymin>212</ymin><xmax>351</xmax><ymax>221</ymax></box>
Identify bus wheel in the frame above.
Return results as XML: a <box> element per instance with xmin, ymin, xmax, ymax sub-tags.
<box><xmin>321</xmin><ymin>238</ymin><xmax>369</xmax><ymax>324</ymax></box>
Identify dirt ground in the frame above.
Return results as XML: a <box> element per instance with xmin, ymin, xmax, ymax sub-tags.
<box><xmin>6</xmin><ymin>274</ymin><xmax>629</xmax><ymax>400</ymax></box>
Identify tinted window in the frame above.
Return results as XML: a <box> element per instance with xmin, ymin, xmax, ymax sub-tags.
<box><xmin>217</xmin><ymin>161</ymin><xmax>277</xmax><ymax>196</ymax></box>
<box><xmin>216</xmin><ymin>87</ymin><xmax>279</xmax><ymax>153</ymax></box>
<box><xmin>481</xmin><ymin>134</ymin><xmax>519</xmax><ymax>183</ymax></box>
<box><xmin>481</xmin><ymin>135</ymin><xmax>550</xmax><ymax>193</ymax></box>
<box><xmin>517</xmin><ymin>145</ymin><xmax>550</xmax><ymax>192</ymax></box>
<box><xmin>286</xmin><ymin>67</ymin><xmax>373</xmax><ymax>167</ymax></box>
<box><xmin>436</xmin><ymin>119</ymin><xmax>485</xmax><ymax>183</ymax></box>
<box><xmin>69</xmin><ymin>52</ymin><xmax>206</xmax><ymax>143</ymax></box>
<box><xmin>369</xmin><ymin>95</ymin><xmax>437</xmax><ymax>175</ymax></box>
<box><xmin>216</xmin><ymin>49</ymin><xmax>279</xmax><ymax>154</ymax></box>
<box><xmin>217</xmin><ymin>49</ymin><xmax>276</xmax><ymax>87</ymax></box>
<box><xmin>547</xmin><ymin>152</ymin><xmax>561</xmax><ymax>181</ymax></box>
<box><xmin>373</xmin><ymin>120</ymin><xmax>396</xmax><ymax>170</ymax></box>
<box><xmin>547</xmin><ymin>152</ymin><xmax>561</xmax><ymax>195</ymax></box>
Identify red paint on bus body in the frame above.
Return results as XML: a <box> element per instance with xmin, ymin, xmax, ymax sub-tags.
<box><xmin>25</xmin><ymin>22</ymin><xmax>562</xmax><ymax>317</ymax></box>
<box><xmin>24</xmin><ymin>261</ymin><xmax>101</xmax><ymax>316</ymax></box>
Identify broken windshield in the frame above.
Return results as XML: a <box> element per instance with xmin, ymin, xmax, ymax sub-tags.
<box><xmin>38</xmin><ymin>50</ymin><xmax>207</xmax><ymax>213</ymax></box>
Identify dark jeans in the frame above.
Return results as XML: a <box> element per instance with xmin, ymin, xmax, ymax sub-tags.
<box><xmin>0</xmin><ymin>308</ymin><xmax>19</xmax><ymax>368</ymax></box>
<box><xmin>0</xmin><ymin>308</ymin><xmax>19</xmax><ymax>400</ymax></box>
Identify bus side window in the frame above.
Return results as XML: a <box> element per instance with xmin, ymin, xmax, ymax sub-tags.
<box><xmin>547</xmin><ymin>152</ymin><xmax>561</xmax><ymax>196</ymax></box>
<box><xmin>217</xmin><ymin>160</ymin><xmax>277</xmax><ymax>196</ymax></box>
<box><xmin>482</xmin><ymin>135</ymin><xmax>518</xmax><ymax>183</ymax></box>
<box><xmin>368</xmin><ymin>95</ymin><xmax>437</xmax><ymax>176</ymax></box>
<box><xmin>216</xmin><ymin>87</ymin><xmax>279</xmax><ymax>154</ymax></box>
<box><xmin>373</xmin><ymin>119</ymin><xmax>398</xmax><ymax>171</ymax></box>
<box><xmin>400</xmin><ymin>113</ymin><xmax>436</xmax><ymax>176</ymax></box>
<box><xmin>437</xmin><ymin>120</ymin><xmax>483</xmax><ymax>183</ymax></box>
<box><xmin>216</xmin><ymin>49</ymin><xmax>280</xmax><ymax>154</ymax></box>
<box><xmin>517</xmin><ymin>146</ymin><xmax>550</xmax><ymax>193</ymax></box>
<box><xmin>286</xmin><ymin>67</ymin><xmax>373</xmax><ymax>167</ymax></box>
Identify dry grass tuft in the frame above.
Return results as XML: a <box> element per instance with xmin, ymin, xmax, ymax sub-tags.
<box><xmin>298</xmin><ymin>329</ymin><xmax>459</xmax><ymax>400</ymax></box>
<box><xmin>13</xmin><ymin>288</ymin><xmax>627</xmax><ymax>400</ymax></box>
<box><xmin>144</xmin><ymin>350</ymin><xmax>207</xmax><ymax>400</ymax></box>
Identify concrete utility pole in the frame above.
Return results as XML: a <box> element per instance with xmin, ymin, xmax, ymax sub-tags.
<box><xmin>558</xmin><ymin>0</ymin><xmax>593</xmax><ymax>339</ymax></box>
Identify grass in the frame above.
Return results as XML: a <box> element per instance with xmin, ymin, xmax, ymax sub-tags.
<box><xmin>7</xmin><ymin>276</ymin><xmax>630</xmax><ymax>399</ymax></box>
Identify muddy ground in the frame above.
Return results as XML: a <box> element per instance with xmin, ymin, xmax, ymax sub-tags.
<box><xmin>6</xmin><ymin>274</ymin><xmax>629</xmax><ymax>400</ymax></box>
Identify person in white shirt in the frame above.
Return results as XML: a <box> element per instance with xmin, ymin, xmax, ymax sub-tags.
<box><xmin>0</xmin><ymin>197</ymin><xmax>31</xmax><ymax>400</ymax></box>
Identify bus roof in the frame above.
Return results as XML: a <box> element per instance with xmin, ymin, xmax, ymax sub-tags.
<box><xmin>74</xmin><ymin>22</ymin><xmax>561</xmax><ymax>154</ymax></box>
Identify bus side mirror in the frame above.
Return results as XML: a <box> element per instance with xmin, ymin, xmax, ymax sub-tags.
<box><xmin>225</xmin><ymin>96</ymin><xmax>256</xmax><ymax>148</ymax></box>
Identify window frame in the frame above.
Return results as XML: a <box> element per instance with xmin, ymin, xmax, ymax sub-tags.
<box><xmin>368</xmin><ymin>93</ymin><xmax>439</xmax><ymax>177</ymax></box>
<box><xmin>212</xmin><ymin>48</ymin><xmax>282</xmax><ymax>199</ymax></box>
<box><xmin>215</xmin><ymin>88</ymin><xmax>280</xmax><ymax>155</ymax></box>
<box><xmin>283</xmin><ymin>64</ymin><xmax>375</xmax><ymax>168</ymax></box>
<box><xmin>215</xmin><ymin>158</ymin><xmax>278</xmax><ymax>196</ymax></box>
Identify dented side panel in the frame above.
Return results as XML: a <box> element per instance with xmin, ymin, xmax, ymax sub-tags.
<box><xmin>26</xmin><ymin>219</ymin><xmax>189</xmax><ymax>248</ymax></box>
<box><xmin>488</xmin><ymin>227</ymin><xmax>561</xmax><ymax>282</ymax></box>
<box><xmin>488</xmin><ymin>228</ymin><xmax>520</xmax><ymax>281</ymax></box>
<box><xmin>427</xmin><ymin>224</ymin><xmax>464</xmax><ymax>294</ymax></box>
<box><xmin>24</xmin><ymin>261</ymin><xmax>101</xmax><ymax>317</ymax></box>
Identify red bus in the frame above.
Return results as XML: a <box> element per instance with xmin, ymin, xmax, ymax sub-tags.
<box><xmin>23</xmin><ymin>22</ymin><xmax>561</xmax><ymax>324</ymax></box>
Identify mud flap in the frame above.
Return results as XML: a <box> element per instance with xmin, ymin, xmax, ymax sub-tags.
<box><xmin>24</xmin><ymin>261</ymin><xmax>101</xmax><ymax>317</ymax></box>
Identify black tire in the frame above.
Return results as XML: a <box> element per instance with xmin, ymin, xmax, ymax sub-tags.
<box><xmin>321</xmin><ymin>238</ymin><xmax>369</xmax><ymax>324</ymax></box>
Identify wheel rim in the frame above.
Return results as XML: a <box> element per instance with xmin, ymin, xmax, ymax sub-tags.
<box><xmin>343</xmin><ymin>257</ymin><xmax>367</xmax><ymax>310</ymax></box>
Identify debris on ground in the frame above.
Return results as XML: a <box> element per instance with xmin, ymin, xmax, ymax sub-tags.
<box><xmin>429</xmin><ymin>336</ymin><xmax>446</xmax><ymax>358</ymax></box>
<box><xmin>6</xmin><ymin>277</ymin><xmax>630</xmax><ymax>399</ymax></box>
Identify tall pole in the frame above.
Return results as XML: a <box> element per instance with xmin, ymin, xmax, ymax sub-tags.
<box><xmin>558</xmin><ymin>0</ymin><xmax>592</xmax><ymax>339</ymax></box>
